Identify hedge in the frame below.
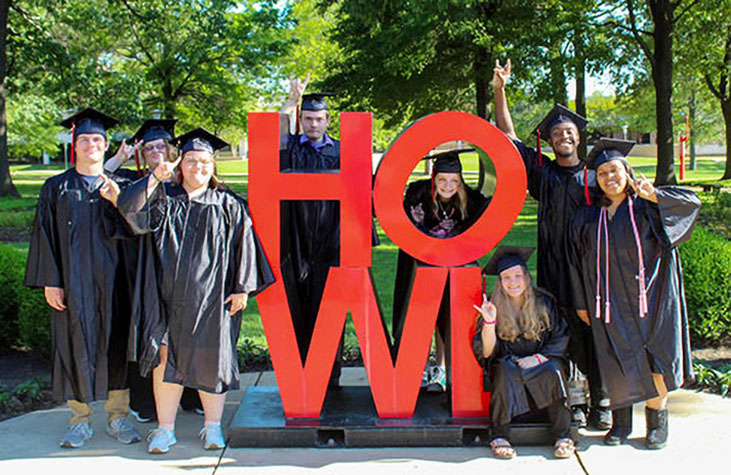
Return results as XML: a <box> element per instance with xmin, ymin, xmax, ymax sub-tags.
<box><xmin>679</xmin><ymin>225</ymin><xmax>731</xmax><ymax>347</ymax></box>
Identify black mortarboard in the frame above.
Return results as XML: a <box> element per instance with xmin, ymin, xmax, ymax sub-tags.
<box><xmin>533</xmin><ymin>104</ymin><xmax>588</xmax><ymax>141</ymax></box>
<box><xmin>425</xmin><ymin>148</ymin><xmax>474</xmax><ymax>174</ymax></box>
<box><xmin>301</xmin><ymin>92</ymin><xmax>336</xmax><ymax>111</ymax></box>
<box><xmin>175</xmin><ymin>128</ymin><xmax>228</xmax><ymax>155</ymax></box>
<box><xmin>59</xmin><ymin>108</ymin><xmax>119</xmax><ymax>139</ymax></box>
<box><xmin>133</xmin><ymin>119</ymin><xmax>177</xmax><ymax>144</ymax></box>
<box><xmin>586</xmin><ymin>138</ymin><xmax>635</xmax><ymax>170</ymax></box>
<box><xmin>482</xmin><ymin>246</ymin><xmax>535</xmax><ymax>276</ymax></box>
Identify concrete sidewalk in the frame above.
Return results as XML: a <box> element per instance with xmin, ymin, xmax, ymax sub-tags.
<box><xmin>0</xmin><ymin>368</ymin><xmax>728</xmax><ymax>474</ymax></box>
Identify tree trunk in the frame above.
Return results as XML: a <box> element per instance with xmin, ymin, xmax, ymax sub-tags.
<box><xmin>651</xmin><ymin>0</ymin><xmax>676</xmax><ymax>185</ymax></box>
<box><xmin>0</xmin><ymin>0</ymin><xmax>20</xmax><ymax>198</ymax></box>
<box><xmin>722</xmin><ymin>97</ymin><xmax>731</xmax><ymax>180</ymax></box>
<box><xmin>474</xmin><ymin>48</ymin><xmax>488</xmax><ymax>120</ymax></box>
<box><xmin>550</xmin><ymin>56</ymin><xmax>567</xmax><ymax>106</ymax></box>
<box><xmin>575</xmin><ymin>47</ymin><xmax>588</xmax><ymax>159</ymax></box>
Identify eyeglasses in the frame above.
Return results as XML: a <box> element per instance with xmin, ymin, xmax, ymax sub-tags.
<box><xmin>182</xmin><ymin>158</ymin><xmax>215</xmax><ymax>167</ymax></box>
<box><xmin>143</xmin><ymin>143</ymin><xmax>168</xmax><ymax>153</ymax></box>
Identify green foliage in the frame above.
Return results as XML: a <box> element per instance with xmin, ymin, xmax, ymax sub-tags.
<box><xmin>0</xmin><ymin>244</ymin><xmax>26</xmax><ymax>347</ymax></box>
<box><xmin>237</xmin><ymin>337</ymin><xmax>271</xmax><ymax>371</ymax></box>
<box><xmin>693</xmin><ymin>360</ymin><xmax>731</xmax><ymax>398</ymax></box>
<box><xmin>17</xmin><ymin>286</ymin><xmax>51</xmax><ymax>358</ymax></box>
<box><xmin>679</xmin><ymin>226</ymin><xmax>731</xmax><ymax>346</ymax></box>
<box><xmin>0</xmin><ymin>390</ymin><xmax>9</xmax><ymax>410</ymax></box>
<box><xmin>12</xmin><ymin>377</ymin><xmax>46</xmax><ymax>404</ymax></box>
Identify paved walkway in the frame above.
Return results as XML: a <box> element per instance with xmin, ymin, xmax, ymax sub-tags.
<box><xmin>1</xmin><ymin>368</ymin><xmax>728</xmax><ymax>474</ymax></box>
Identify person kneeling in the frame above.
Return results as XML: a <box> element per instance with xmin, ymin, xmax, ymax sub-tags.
<box><xmin>472</xmin><ymin>246</ymin><xmax>574</xmax><ymax>459</ymax></box>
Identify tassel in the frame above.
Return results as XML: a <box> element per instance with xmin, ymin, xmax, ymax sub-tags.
<box><xmin>70</xmin><ymin>122</ymin><xmax>76</xmax><ymax>166</ymax></box>
<box><xmin>537</xmin><ymin>129</ymin><xmax>543</xmax><ymax>167</ymax></box>
<box><xmin>134</xmin><ymin>141</ymin><xmax>142</xmax><ymax>177</ymax></box>
<box><xmin>628</xmin><ymin>195</ymin><xmax>649</xmax><ymax>318</ymax></box>
<box><xmin>595</xmin><ymin>208</ymin><xmax>612</xmax><ymax>323</ymax></box>
<box><xmin>584</xmin><ymin>165</ymin><xmax>591</xmax><ymax>205</ymax></box>
<box><xmin>295</xmin><ymin>105</ymin><xmax>300</xmax><ymax>135</ymax></box>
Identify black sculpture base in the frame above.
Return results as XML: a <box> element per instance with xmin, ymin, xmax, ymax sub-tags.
<box><xmin>228</xmin><ymin>386</ymin><xmax>576</xmax><ymax>448</ymax></box>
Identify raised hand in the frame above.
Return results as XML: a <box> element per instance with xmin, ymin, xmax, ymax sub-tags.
<box><xmin>473</xmin><ymin>293</ymin><xmax>497</xmax><ymax>324</ymax></box>
<box><xmin>287</xmin><ymin>73</ymin><xmax>311</xmax><ymax>105</ymax></box>
<box><xmin>493</xmin><ymin>59</ymin><xmax>512</xmax><ymax>90</ymax></box>
<box><xmin>629</xmin><ymin>171</ymin><xmax>658</xmax><ymax>203</ymax></box>
<box><xmin>225</xmin><ymin>292</ymin><xmax>249</xmax><ymax>315</ymax></box>
<box><xmin>44</xmin><ymin>286</ymin><xmax>67</xmax><ymax>311</ymax></box>
<box><xmin>99</xmin><ymin>174</ymin><xmax>120</xmax><ymax>207</ymax></box>
<box><xmin>409</xmin><ymin>203</ymin><xmax>425</xmax><ymax>223</ymax></box>
<box><xmin>153</xmin><ymin>155</ymin><xmax>182</xmax><ymax>183</ymax></box>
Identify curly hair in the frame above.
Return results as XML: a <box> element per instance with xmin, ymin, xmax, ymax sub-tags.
<box><xmin>490</xmin><ymin>267</ymin><xmax>551</xmax><ymax>342</ymax></box>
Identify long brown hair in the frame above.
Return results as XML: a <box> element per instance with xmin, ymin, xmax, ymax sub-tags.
<box><xmin>490</xmin><ymin>266</ymin><xmax>551</xmax><ymax>342</ymax></box>
<box><xmin>430</xmin><ymin>174</ymin><xmax>468</xmax><ymax>220</ymax></box>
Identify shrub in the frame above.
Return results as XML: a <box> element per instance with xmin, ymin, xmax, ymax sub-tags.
<box><xmin>679</xmin><ymin>226</ymin><xmax>731</xmax><ymax>347</ymax></box>
<box><xmin>0</xmin><ymin>243</ymin><xmax>26</xmax><ymax>347</ymax></box>
<box><xmin>17</xmin><ymin>286</ymin><xmax>52</xmax><ymax>358</ymax></box>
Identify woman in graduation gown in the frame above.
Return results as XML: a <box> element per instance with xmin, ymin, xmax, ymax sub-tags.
<box><xmin>472</xmin><ymin>246</ymin><xmax>573</xmax><ymax>459</ymax></box>
<box><xmin>116</xmin><ymin>128</ymin><xmax>273</xmax><ymax>453</ymax></box>
<box><xmin>568</xmin><ymin>138</ymin><xmax>700</xmax><ymax>449</ymax></box>
<box><xmin>391</xmin><ymin>150</ymin><xmax>489</xmax><ymax>390</ymax></box>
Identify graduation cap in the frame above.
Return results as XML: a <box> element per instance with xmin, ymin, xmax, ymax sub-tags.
<box><xmin>59</xmin><ymin>108</ymin><xmax>119</xmax><ymax>165</ymax></box>
<box><xmin>301</xmin><ymin>92</ymin><xmax>336</xmax><ymax>111</ymax></box>
<box><xmin>133</xmin><ymin>119</ymin><xmax>177</xmax><ymax>144</ymax></box>
<box><xmin>586</xmin><ymin>138</ymin><xmax>635</xmax><ymax>170</ymax></box>
<box><xmin>175</xmin><ymin>128</ymin><xmax>229</xmax><ymax>155</ymax></box>
<box><xmin>531</xmin><ymin>104</ymin><xmax>588</xmax><ymax>167</ymax></box>
<box><xmin>482</xmin><ymin>246</ymin><xmax>535</xmax><ymax>276</ymax></box>
<box><xmin>424</xmin><ymin>148</ymin><xmax>475</xmax><ymax>174</ymax></box>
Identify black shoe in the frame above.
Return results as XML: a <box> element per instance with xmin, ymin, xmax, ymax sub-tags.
<box><xmin>645</xmin><ymin>407</ymin><xmax>668</xmax><ymax>450</ymax></box>
<box><xmin>604</xmin><ymin>406</ymin><xmax>633</xmax><ymax>445</ymax></box>
<box><xmin>571</xmin><ymin>406</ymin><xmax>587</xmax><ymax>428</ymax></box>
<box><xmin>588</xmin><ymin>406</ymin><xmax>612</xmax><ymax>430</ymax></box>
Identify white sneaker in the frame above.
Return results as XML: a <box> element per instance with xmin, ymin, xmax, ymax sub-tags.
<box><xmin>60</xmin><ymin>422</ymin><xmax>93</xmax><ymax>448</ymax></box>
<box><xmin>147</xmin><ymin>427</ymin><xmax>177</xmax><ymax>454</ymax></box>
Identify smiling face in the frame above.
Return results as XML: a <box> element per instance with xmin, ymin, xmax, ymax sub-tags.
<box><xmin>434</xmin><ymin>172</ymin><xmax>461</xmax><ymax>201</ymax></box>
<box><xmin>141</xmin><ymin>138</ymin><xmax>173</xmax><ymax>171</ymax></box>
<box><xmin>499</xmin><ymin>264</ymin><xmax>528</xmax><ymax>301</ymax></box>
<box><xmin>180</xmin><ymin>150</ymin><xmax>215</xmax><ymax>190</ymax></box>
<box><xmin>547</xmin><ymin>122</ymin><xmax>580</xmax><ymax>159</ymax></box>
<box><xmin>596</xmin><ymin>159</ymin><xmax>629</xmax><ymax>201</ymax></box>
<box><xmin>300</xmin><ymin>109</ymin><xmax>330</xmax><ymax>142</ymax></box>
<box><xmin>74</xmin><ymin>133</ymin><xmax>108</xmax><ymax>166</ymax></box>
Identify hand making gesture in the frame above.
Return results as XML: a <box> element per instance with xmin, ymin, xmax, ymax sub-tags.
<box><xmin>629</xmin><ymin>171</ymin><xmax>658</xmax><ymax>203</ymax></box>
<box><xmin>99</xmin><ymin>174</ymin><xmax>121</xmax><ymax>207</ymax></box>
<box><xmin>474</xmin><ymin>293</ymin><xmax>497</xmax><ymax>324</ymax></box>
<box><xmin>493</xmin><ymin>59</ymin><xmax>512</xmax><ymax>90</ymax></box>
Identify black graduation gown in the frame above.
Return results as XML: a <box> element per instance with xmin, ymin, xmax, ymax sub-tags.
<box><xmin>24</xmin><ymin>168</ymin><xmax>130</xmax><ymax>402</ymax></box>
<box><xmin>106</xmin><ymin>168</ymin><xmax>165</xmax><ymax>375</ymax></box>
<box><xmin>472</xmin><ymin>293</ymin><xmax>570</xmax><ymax>427</ymax></box>
<box><xmin>513</xmin><ymin>140</ymin><xmax>596</xmax><ymax>374</ymax></box>
<box><xmin>279</xmin><ymin>134</ymin><xmax>342</xmax><ymax>361</ymax></box>
<box><xmin>568</xmin><ymin>187</ymin><xmax>701</xmax><ymax>409</ymax></box>
<box><xmin>391</xmin><ymin>179</ymin><xmax>489</xmax><ymax>350</ymax></box>
<box><xmin>117</xmin><ymin>178</ymin><xmax>274</xmax><ymax>393</ymax></box>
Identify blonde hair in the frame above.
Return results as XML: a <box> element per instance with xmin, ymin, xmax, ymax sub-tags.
<box><xmin>430</xmin><ymin>175</ymin><xmax>469</xmax><ymax>220</ymax></box>
<box><xmin>178</xmin><ymin>151</ymin><xmax>226</xmax><ymax>190</ymax></box>
<box><xmin>490</xmin><ymin>267</ymin><xmax>551</xmax><ymax>342</ymax></box>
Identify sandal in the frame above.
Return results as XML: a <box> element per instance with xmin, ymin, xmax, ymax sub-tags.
<box><xmin>553</xmin><ymin>438</ymin><xmax>575</xmax><ymax>459</ymax></box>
<box><xmin>490</xmin><ymin>437</ymin><xmax>516</xmax><ymax>459</ymax></box>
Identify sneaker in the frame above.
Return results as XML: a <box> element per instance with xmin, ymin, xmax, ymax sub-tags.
<box><xmin>427</xmin><ymin>365</ymin><xmax>446</xmax><ymax>392</ymax></box>
<box><xmin>194</xmin><ymin>407</ymin><xmax>205</xmax><ymax>416</ymax></box>
<box><xmin>199</xmin><ymin>424</ymin><xmax>226</xmax><ymax>450</ymax></box>
<box><xmin>572</xmin><ymin>406</ymin><xmax>588</xmax><ymax>428</ymax></box>
<box><xmin>106</xmin><ymin>418</ymin><xmax>142</xmax><ymax>444</ymax></box>
<box><xmin>60</xmin><ymin>422</ymin><xmax>93</xmax><ymax>448</ymax></box>
<box><xmin>129</xmin><ymin>407</ymin><xmax>155</xmax><ymax>423</ymax></box>
<box><xmin>588</xmin><ymin>406</ymin><xmax>612</xmax><ymax>430</ymax></box>
<box><xmin>147</xmin><ymin>427</ymin><xmax>177</xmax><ymax>454</ymax></box>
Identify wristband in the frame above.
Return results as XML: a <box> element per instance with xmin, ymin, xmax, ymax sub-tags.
<box><xmin>482</xmin><ymin>319</ymin><xmax>497</xmax><ymax>325</ymax></box>
<box><xmin>535</xmin><ymin>354</ymin><xmax>542</xmax><ymax>364</ymax></box>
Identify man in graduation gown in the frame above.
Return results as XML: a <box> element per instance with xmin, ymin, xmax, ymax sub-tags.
<box><xmin>278</xmin><ymin>75</ymin><xmax>344</xmax><ymax>387</ymax></box>
<box><xmin>25</xmin><ymin>108</ymin><xmax>141</xmax><ymax>448</ymax></box>
<box><xmin>493</xmin><ymin>59</ymin><xmax>610</xmax><ymax>428</ymax></box>
<box><xmin>103</xmin><ymin>119</ymin><xmax>203</xmax><ymax>422</ymax></box>
<box><xmin>568</xmin><ymin>138</ymin><xmax>700</xmax><ymax>448</ymax></box>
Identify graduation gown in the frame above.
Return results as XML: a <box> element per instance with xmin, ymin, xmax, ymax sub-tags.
<box><xmin>117</xmin><ymin>178</ymin><xmax>274</xmax><ymax>393</ymax></box>
<box><xmin>568</xmin><ymin>187</ymin><xmax>701</xmax><ymax>409</ymax></box>
<box><xmin>279</xmin><ymin>133</ymin><xmax>341</xmax><ymax>361</ymax></box>
<box><xmin>472</xmin><ymin>292</ymin><xmax>570</xmax><ymax>427</ymax></box>
<box><xmin>513</xmin><ymin>140</ymin><xmax>596</xmax><ymax>373</ymax></box>
<box><xmin>392</xmin><ymin>179</ymin><xmax>489</xmax><ymax>349</ymax></box>
<box><xmin>24</xmin><ymin>169</ymin><xmax>130</xmax><ymax>402</ymax></box>
<box><xmin>106</xmin><ymin>168</ymin><xmax>165</xmax><ymax>375</ymax></box>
